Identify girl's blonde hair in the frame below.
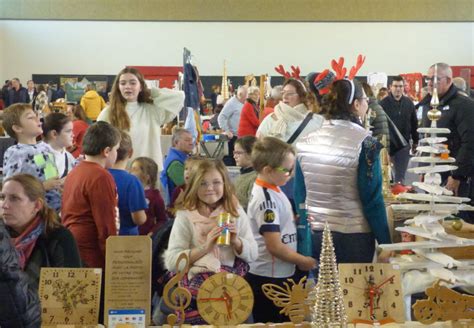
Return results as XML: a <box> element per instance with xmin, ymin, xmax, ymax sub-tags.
<box><xmin>108</xmin><ymin>67</ymin><xmax>153</xmax><ymax>131</ymax></box>
<box><xmin>175</xmin><ymin>159</ymin><xmax>238</xmax><ymax>217</ymax></box>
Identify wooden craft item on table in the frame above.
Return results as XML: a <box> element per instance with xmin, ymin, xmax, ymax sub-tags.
<box><xmin>413</xmin><ymin>279</ymin><xmax>474</xmax><ymax>324</ymax></box>
<box><xmin>104</xmin><ymin>236</ymin><xmax>152</xmax><ymax>326</ymax></box>
<box><xmin>262</xmin><ymin>276</ymin><xmax>311</xmax><ymax>324</ymax></box>
<box><xmin>162</xmin><ymin>252</ymin><xmax>192</xmax><ymax>326</ymax></box>
<box><xmin>196</xmin><ymin>271</ymin><xmax>254</xmax><ymax>325</ymax></box>
<box><xmin>39</xmin><ymin>268</ymin><xmax>102</xmax><ymax>325</ymax></box>
<box><xmin>338</xmin><ymin>263</ymin><xmax>405</xmax><ymax>325</ymax></box>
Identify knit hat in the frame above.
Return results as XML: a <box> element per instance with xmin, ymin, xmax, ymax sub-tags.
<box><xmin>306</xmin><ymin>71</ymin><xmax>335</xmax><ymax>102</ymax></box>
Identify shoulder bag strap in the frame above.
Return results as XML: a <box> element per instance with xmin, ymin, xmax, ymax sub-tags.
<box><xmin>286</xmin><ymin>112</ymin><xmax>313</xmax><ymax>145</ymax></box>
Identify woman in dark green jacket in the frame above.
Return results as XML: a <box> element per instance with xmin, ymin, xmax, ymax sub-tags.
<box><xmin>0</xmin><ymin>220</ymin><xmax>41</xmax><ymax>328</ymax></box>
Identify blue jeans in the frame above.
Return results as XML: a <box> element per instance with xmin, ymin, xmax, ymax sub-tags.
<box><xmin>312</xmin><ymin>231</ymin><xmax>375</xmax><ymax>263</ymax></box>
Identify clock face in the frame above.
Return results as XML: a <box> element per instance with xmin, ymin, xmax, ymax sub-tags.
<box><xmin>197</xmin><ymin>272</ymin><xmax>254</xmax><ymax>325</ymax></box>
<box><xmin>338</xmin><ymin>263</ymin><xmax>405</xmax><ymax>323</ymax></box>
<box><xmin>39</xmin><ymin>268</ymin><xmax>102</xmax><ymax>325</ymax></box>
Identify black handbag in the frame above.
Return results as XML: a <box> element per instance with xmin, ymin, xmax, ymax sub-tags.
<box><xmin>386</xmin><ymin>115</ymin><xmax>408</xmax><ymax>156</ymax></box>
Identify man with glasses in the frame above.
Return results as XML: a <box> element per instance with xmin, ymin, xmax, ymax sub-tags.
<box><xmin>420</xmin><ymin>63</ymin><xmax>474</xmax><ymax>222</ymax></box>
<box><xmin>380</xmin><ymin>75</ymin><xmax>419</xmax><ymax>184</ymax></box>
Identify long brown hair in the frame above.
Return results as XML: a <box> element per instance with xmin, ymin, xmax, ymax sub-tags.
<box><xmin>3</xmin><ymin>174</ymin><xmax>61</xmax><ymax>235</ymax></box>
<box><xmin>109</xmin><ymin>67</ymin><xmax>153</xmax><ymax>131</ymax></box>
<box><xmin>175</xmin><ymin>159</ymin><xmax>238</xmax><ymax>217</ymax></box>
<box><xmin>72</xmin><ymin>104</ymin><xmax>88</xmax><ymax>122</ymax></box>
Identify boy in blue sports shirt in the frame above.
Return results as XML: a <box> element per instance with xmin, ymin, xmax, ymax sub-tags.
<box><xmin>109</xmin><ymin>131</ymin><xmax>147</xmax><ymax>235</ymax></box>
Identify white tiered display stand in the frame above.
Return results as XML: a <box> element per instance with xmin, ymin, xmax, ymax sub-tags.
<box><xmin>379</xmin><ymin>80</ymin><xmax>474</xmax><ymax>321</ymax></box>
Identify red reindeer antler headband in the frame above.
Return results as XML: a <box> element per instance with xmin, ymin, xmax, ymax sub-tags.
<box><xmin>274</xmin><ymin>64</ymin><xmax>306</xmax><ymax>91</ymax></box>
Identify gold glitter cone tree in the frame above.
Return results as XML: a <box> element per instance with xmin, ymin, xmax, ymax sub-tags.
<box><xmin>310</xmin><ymin>223</ymin><xmax>347</xmax><ymax>328</ymax></box>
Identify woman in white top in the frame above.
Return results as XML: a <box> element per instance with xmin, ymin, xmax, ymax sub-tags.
<box><xmin>97</xmin><ymin>67</ymin><xmax>184</xmax><ymax>171</ymax></box>
<box><xmin>256</xmin><ymin>78</ymin><xmax>323</xmax><ymax>145</ymax></box>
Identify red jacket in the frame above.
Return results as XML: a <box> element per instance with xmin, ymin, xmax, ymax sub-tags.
<box><xmin>238</xmin><ymin>100</ymin><xmax>260</xmax><ymax>137</ymax></box>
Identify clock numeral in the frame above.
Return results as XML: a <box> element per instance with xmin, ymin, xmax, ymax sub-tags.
<box><xmin>238</xmin><ymin>304</ymin><xmax>247</xmax><ymax>311</ymax></box>
<box><xmin>353</xmin><ymin>268</ymin><xmax>362</xmax><ymax>275</ymax></box>
<box><xmin>343</xmin><ymin>289</ymin><xmax>348</xmax><ymax>296</ymax></box>
<box><xmin>344</xmin><ymin>277</ymin><xmax>354</xmax><ymax>284</ymax></box>
<box><xmin>365</xmin><ymin>265</ymin><xmax>374</xmax><ymax>272</ymax></box>
<box><xmin>348</xmin><ymin>301</ymin><xmax>353</xmax><ymax>308</ymax></box>
<box><xmin>380</xmin><ymin>269</ymin><xmax>384</xmax><ymax>275</ymax></box>
<box><xmin>42</xmin><ymin>308</ymin><xmax>48</xmax><ymax>313</ymax></box>
<box><xmin>211</xmin><ymin>279</ymin><xmax>218</xmax><ymax>288</ymax></box>
<box><xmin>241</xmin><ymin>294</ymin><xmax>250</xmax><ymax>300</ymax></box>
<box><xmin>44</xmin><ymin>279</ymin><xmax>52</xmax><ymax>285</ymax></box>
<box><xmin>44</xmin><ymin>294</ymin><xmax>49</xmax><ymax>300</ymax></box>
<box><xmin>64</xmin><ymin>317</ymin><xmax>69</xmax><ymax>324</ymax></box>
<box><xmin>80</xmin><ymin>316</ymin><xmax>85</xmax><ymax>324</ymax></box>
<box><xmin>358</xmin><ymin>310</ymin><xmax>362</xmax><ymax>317</ymax></box>
<box><xmin>205</xmin><ymin>306</ymin><xmax>213</xmax><ymax>314</ymax></box>
<box><xmin>67</xmin><ymin>271</ymin><xmax>75</xmax><ymax>278</ymax></box>
<box><xmin>214</xmin><ymin>312</ymin><xmax>221</xmax><ymax>320</ymax></box>
<box><xmin>383</xmin><ymin>310</ymin><xmax>388</xmax><ymax>317</ymax></box>
<box><xmin>52</xmin><ymin>272</ymin><xmax>58</xmax><ymax>278</ymax></box>
<box><xmin>389</xmin><ymin>278</ymin><xmax>394</xmax><ymax>284</ymax></box>
<box><xmin>391</xmin><ymin>302</ymin><xmax>397</xmax><ymax>309</ymax></box>
<box><xmin>394</xmin><ymin>289</ymin><xmax>400</xmax><ymax>296</ymax></box>
<box><xmin>237</xmin><ymin>285</ymin><xmax>247</xmax><ymax>291</ymax></box>
<box><xmin>49</xmin><ymin>315</ymin><xmax>55</xmax><ymax>323</ymax></box>
<box><xmin>89</xmin><ymin>308</ymin><xmax>96</xmax><ymax>315</ymax></box>
<box><xmin>234</xmin><ymin>312</ymin><xmax>241</xmax><ymax>321</ymax></box>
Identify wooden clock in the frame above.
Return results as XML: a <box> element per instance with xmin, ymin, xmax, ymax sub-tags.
<box><xmin>196</xmin><ymin>272</ymin><xmax>254</xmax><ymax>325</ymax></box>
<box><xmin>338</xmin><ymin>263</ymin><xmax>405</xmax><ymax>324</ymax></box>
<box><xmin>39</xmin><ymin>268</ymin><xmax>102</xmax><ymax>325</ymax></box>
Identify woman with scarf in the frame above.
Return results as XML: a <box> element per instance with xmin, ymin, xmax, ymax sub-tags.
<box><xmin>1</xmin><ymin>174</ymin><xmax>81</xmax><ymax>291</ymax></box>
<box><xmin>295</xmin><ymin>79</ymin><xmax>391</xmax><ymax>263</ymax></box>
<box><xmin>256</xmin><ymin>78</ymin><xmax>323</xmax><ymax>145</ymax></box>
<box><xmin>163</xmin><ymin>159</ymin><xmax>257</xmax><ymax>324</ymax></box>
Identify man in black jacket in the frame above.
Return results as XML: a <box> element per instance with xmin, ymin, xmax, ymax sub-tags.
<box><xmin>5</xmin><ymin>78</ymin><xmax>28</xmax><ymax>107</ymax></box>
<box><xmin>0</xmin><ymin>221</ymin><xmax>41</xmax><ymax>328</ymax></box>
<box><xmin>380</xmin><ymin>75</ymin><xmax>419</xmax><ymax>184</ymax></box>
<box><xmin>421</xmin><ymin>63</ymin><xmax>474</xmax><ymax>222</ymax></box>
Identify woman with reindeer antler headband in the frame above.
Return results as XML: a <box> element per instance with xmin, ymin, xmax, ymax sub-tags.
<box><xmin>295</xmin><ymin>55</ymin><xmax>392</xmax><ymax>264</ymax></box>
<box><xmin>256</xmin><ymin>65</ymin><xmax>323</xmax><ymax>145</ymax></box>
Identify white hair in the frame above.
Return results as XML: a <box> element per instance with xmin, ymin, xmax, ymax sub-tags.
<box><xmin>452</xmin><ymin>77</ymin><xmax>467</xmax><ymax>92</ymax></box>
<box><xmin>271</xmin><ymin>85</ymin><xmax>283</xmax><ymax>99</ymax></box>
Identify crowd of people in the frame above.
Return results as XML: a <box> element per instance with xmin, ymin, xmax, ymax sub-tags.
<box><xmin>0</xmin><ymin>61</ymin><xmax>473</xmax><ymax>327</ymax></box>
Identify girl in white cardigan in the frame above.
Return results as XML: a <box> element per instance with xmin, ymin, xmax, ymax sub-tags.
<box><xmin>164</xmin><ymin>159</ymin><xmax>257</xmax><ymax>324</ymax></box>
<box><xmin>97</xmin><ymin>67</ymin><xmax>184</xmax><ymax>171</ymax></box>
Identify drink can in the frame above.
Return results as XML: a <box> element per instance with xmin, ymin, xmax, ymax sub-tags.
<box><xmin>216</xmin><ymin>212</ymin><xmax>231</xmax><ymax>246</ymax></box>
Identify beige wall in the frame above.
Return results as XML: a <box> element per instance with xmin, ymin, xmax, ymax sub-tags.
<box><xmin>1</xmin><ymin>20</ymin><xmax>473</xmax><ymax>83</ymax></box>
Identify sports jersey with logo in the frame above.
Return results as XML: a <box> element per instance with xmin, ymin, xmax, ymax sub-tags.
<box><xmin>247</xmin><ymin>179</ymin><xmax>297</xmax><ymax>278</ymax></box>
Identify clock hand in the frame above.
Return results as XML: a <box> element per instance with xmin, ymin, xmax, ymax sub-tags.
<box><xmin>375</xmin><ymin>275</ymin><xmax>395</xmax><ymax>289</ymax></box>
<box><xmin>199</xmin><ymin>297</ymin><xmax>227</xmax><ymax>302</ymax></box>
<box><xmin>222</xmin><ymin>291</ymin><xmax>233</xmax><ymax>319</ymax></box>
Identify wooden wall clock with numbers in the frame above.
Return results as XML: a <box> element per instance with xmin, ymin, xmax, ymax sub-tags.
<box><xmin>197</xmin><ymin>272</ymin><xmax>254</xmax><ymax>325</ymax></box>
<box><xmin>39</xmin><ymin>268</ymin><xmax>102</xmax><ymax>325</ymax></box>
<box><xmin>338</xmin><ymin>263</ymin><xmax>405</xmax><ymax>324</ymax></box>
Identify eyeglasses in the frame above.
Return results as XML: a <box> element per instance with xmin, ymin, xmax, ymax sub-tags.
<box><xmin>282</xmin><ymin>92</ymin><xmax>298</xmax><ymax>97</ymax></box>
<box><xmin>233</xmin><ymin>151</ymin><xmax>246</xmax><ymax>156</ymax></box>
<box><xmin>199</xmin><ymin>180</ymin><xmax>224</xmax><ymax>189</ymax></box>
<box><xmin>424</xmin><ymin>76</ymin><xmax>448</xmax><ymax>84</ymax></box>
<box><xmin>359</xmin><ymin>97</ymin><xmax>369</xmax><ymax>102</ymax></box>
<box><xmin>275</xmin><ymin>166</ymin><xmax>294</xmax><ymax>176</ymax></box>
